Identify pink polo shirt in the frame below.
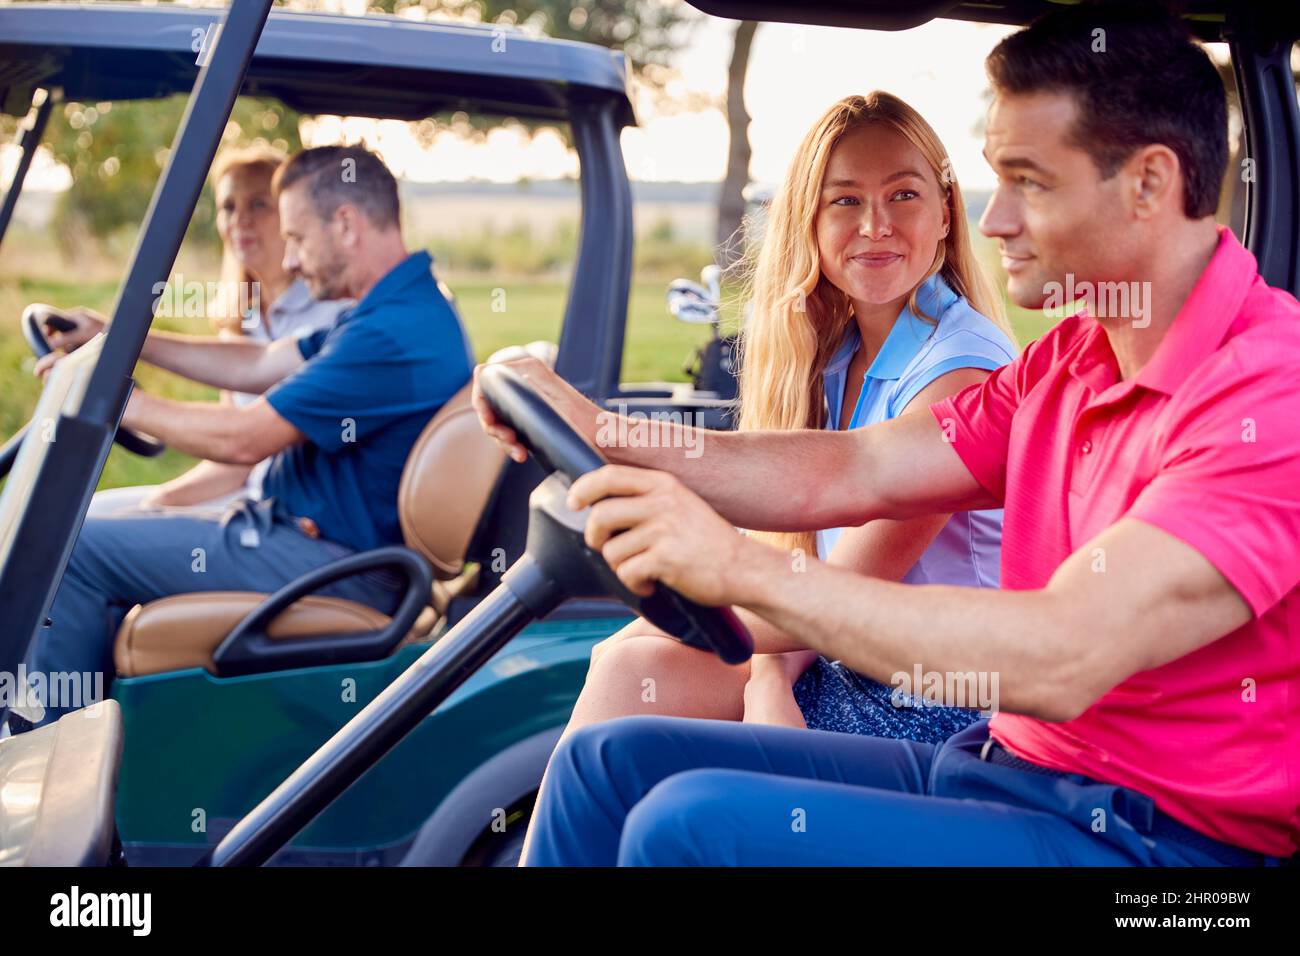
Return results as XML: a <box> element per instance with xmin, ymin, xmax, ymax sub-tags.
<box><xmin>931</xmin><ymin>227</ymin><xmax>1300</xmax><ymax>857</ymax></box>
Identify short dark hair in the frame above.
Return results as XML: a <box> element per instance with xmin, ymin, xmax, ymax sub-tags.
<box><xmin>273</xmin><ymin>144</ymin><xmax>401</xmax><ymax>229</ymax></box>
<box><xmin>985</xmin><ymin>1</ymin><xmax>1227</xmax><ymax>218</ymax></box>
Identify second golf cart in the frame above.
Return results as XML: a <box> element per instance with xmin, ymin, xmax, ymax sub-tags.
<box><xmin>0</xmin><ymin>1</ymin><xmax>735</xmax><ymax>866</ymax></box>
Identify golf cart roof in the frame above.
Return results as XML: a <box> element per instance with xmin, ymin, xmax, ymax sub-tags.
<box><xmin>688</xmin><ymin>0</ymin><xmax>1300</xmax><ymax>42</ymax></box>
<box><xmin>0</xmin><ymin>2</ymin><xmax>636</xmax><ymax>125</ymax></box>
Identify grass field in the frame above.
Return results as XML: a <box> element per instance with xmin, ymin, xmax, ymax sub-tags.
<box><xmin>0</xmin><ymin>259</ymin><xmax>1055</xmax><ymax>492</ymax></box>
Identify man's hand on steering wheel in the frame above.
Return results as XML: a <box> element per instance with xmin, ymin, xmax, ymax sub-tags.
<box><xmin>569</xmin><ymin>464</ymin><xmax>774</xmax><ymax>607</ymax></box>
<box><xmin>471</xmin><ymin>356</ymin><xmax>596</xmax><ymax>464</ymax></box>
<box><xmin>44</xmin><ymin>306</ymin><xmax>105</xmax><ymax>352</ymax></box>
<box><xmin>476</xmin><ymin>362</ymin><xmax>754</xmax><ymax>663</ymax></box>
<box><xmin>21</xmin><ymin>302</ymin><xmax>167</xmax><ymax>458</ymax></box>
<box><xmin>30</xmin><ymin>307</ymin><xmax>106</xmax><ymax>380</ymax></box>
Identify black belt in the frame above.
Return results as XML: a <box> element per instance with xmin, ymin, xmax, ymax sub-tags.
<box><xmin>978</xmin><ymin>738</ymin><xmax>1266</xmax><ymax>867</ymax></box>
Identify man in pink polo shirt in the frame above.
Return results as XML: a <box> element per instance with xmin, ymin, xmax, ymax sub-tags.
<box><xmin>476</xmin><ymin>3</ymin><xmax>1299</xmax><ymax>866</ymax></box>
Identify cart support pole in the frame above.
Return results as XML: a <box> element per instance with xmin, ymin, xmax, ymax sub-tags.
<box><xmin>0</xmin><ymin>90</ymin><xmax>53</xmax><ymax>252</ymax></box>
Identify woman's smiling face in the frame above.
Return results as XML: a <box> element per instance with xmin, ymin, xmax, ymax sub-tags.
<box><xmin>815</xmin><ymin>123</ymin><xmax>951</xmax><ymax>311</ymax></box>
<box><xmin>216</xmin><ymin>164</ymin><xmax>284</xmax><ymax>278</ymax></box>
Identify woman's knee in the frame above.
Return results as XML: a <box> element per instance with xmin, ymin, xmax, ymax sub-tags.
<box><xmin>586</xmin><ymin>631</ymin><xmax>733</xmax><ymax>702</ymax></box>
<box><xmin>571</xmin><ymin>624</ymin><xmax>749</xmax><ymax>726</ymax></box>
<box><xmin>588</xmin><ymin>618</ymin><xmax>669</xmax><ymax>667</ymax></box>
<box><xmin>587</xmin><ymin>629</ymin><xmax>697</xmax><ymax>683</ymax></box>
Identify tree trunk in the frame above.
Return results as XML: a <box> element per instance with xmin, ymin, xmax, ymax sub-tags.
<box><xmin>715</xmin><ymin>19</ymin><xmax>758</xmax><ymax>272</ymax></box>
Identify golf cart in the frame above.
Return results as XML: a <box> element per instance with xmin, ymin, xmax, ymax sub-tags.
<box><xmin>4</xmin><ymin>0</ymin><xmax>1298</xmax><ymax>870</ymax></box>
<box><xmin>0</xmin><ymin>2</ymin><xmax>737</xmax><ymax>866</ymax></box>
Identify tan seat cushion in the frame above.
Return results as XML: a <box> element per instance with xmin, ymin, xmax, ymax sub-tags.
<box><xmin>400</xmin><ymin>342</ymin><xmax>555</xmax><ymax>579</ymax></box>
<box><xmin>114</xmin><ymin>592</ymin><xmax>439</xmax><ymax>677</ymax></box>
<box><xmin>398</xmin><ymin>386</ymin><xmax>505</xmax><ymax>579</ymax></box>
<box><xmin>109</xmin><ymin>340</ymin><xmax>557</xmax><ymax>679</ymax></box>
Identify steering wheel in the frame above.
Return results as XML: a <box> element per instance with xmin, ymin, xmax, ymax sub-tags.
<box><xmin>477</xmin><ymin>363</ymin><xmax>753</xmax><ymax>665</ymax></box>
<box><xmin>22</xmin><ymin>303</ymin><xmax>166</xmax><ymax>458</ymax></box>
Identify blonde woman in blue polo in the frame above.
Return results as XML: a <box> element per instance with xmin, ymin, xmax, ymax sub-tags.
<box><xmin>745</xmin><ymin>272</ymin><xmax>1014</xmax><ymax>735</ymax></box>
<box><xmin>548</xmin><ymin>93</ymin><xmax>1015</xmax><ymax>749</ymax></box>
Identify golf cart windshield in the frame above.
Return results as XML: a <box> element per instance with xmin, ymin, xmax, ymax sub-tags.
<box><xmin>688</xmin><ymin>0</ymin><xmax>1300</xmax><ymax>295</ymax></box>
<box><xmin>0</xmin><ymin>2</ymin><xmax>639</xmax><ymax>692</ymax></box>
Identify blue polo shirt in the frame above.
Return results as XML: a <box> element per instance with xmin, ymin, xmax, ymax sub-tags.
<box><xmin>816</xmin><ymin>274</ymin><xmax>1016</xmax><ymax>586</ymax></box>
<box><xmin>262</xmin><ymin>251</ymin><xmax>473</xmax><ymax>552</ymax></box>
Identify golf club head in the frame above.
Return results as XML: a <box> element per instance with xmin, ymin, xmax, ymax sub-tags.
<box><xmin>668</xmin><ymin>278</ymin><xmax>710</xmax><ymax>299</ymax></box>
<box><xmin>666</xmin><ymin>278</ymin><xmax>718</xmax><ymax>325</ymax></box>
<box><xmin>701</xmin><ymin>264</ymin><xmax>722</xmax><ymax>302</ymax></box>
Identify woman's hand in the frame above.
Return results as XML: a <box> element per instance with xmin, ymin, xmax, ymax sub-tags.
<box><xmin>749</xmin><ymin>649</ymin><xmax>820</xmax><ymax>686</ymax></box>
<box><xmin>136</xmin><ymin>489</ymin><xmax>171</xmax><ymax>510</ymax></box>
<box><xmin>137</xmin><ymin>460</ymin><xmax>255</xmax><ymax>510</ymax></box>
<box><xmin>743</xmin><ymin>649</ymin><xmax>819</xmax><ymax>728</ymax></box>
<box><xmin>32</xmin><ymin>351</ymin><xmax>63</xmax><ymax>381</ymax></box>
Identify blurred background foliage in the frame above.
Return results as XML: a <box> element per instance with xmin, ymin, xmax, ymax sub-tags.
<box><xmin>0</xmin><ymin>0</ymin><xmax>1053</xmax><ymax>491</ymax></box>
<box><xmin>36</xmin><ymin>96</ymin><xmax>302</xmax><ymax>256</ymax></box>
<box><xmin>0</xmin><ymin>0</ymin><xmax>699</xmax><ymax>252</ymax></box>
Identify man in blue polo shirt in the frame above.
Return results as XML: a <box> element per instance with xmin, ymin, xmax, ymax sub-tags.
<box><xmin>8</xmin><ymin>145</ymin><xmax>472</xmax><ymax>730</ymax></box>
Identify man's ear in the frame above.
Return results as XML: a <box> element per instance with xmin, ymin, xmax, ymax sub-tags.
<box><xmin>333</xmin><ymin>203</ymin><xmax>362</xmax><ymax>248</ymax></box>
<box><xmin>1128</xmin><ymin>144</ymin><xmax>1181</xmax><ymax>220</ymax></box>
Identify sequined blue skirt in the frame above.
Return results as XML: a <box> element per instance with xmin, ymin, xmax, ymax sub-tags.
<box><xmin>792</xmin><ymin>656</ymin><xmax>984</xmax><ymax>743</ymax></box>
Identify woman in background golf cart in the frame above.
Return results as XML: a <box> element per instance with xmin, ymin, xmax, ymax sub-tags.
<box><xmin>551</xmin><ymin>92</ymin><xmax>1018</xmax><ymax>745</ymax></box>
<box><xmin>84</xmin><ymin>145</ymin><xmax>348</xmax><ymax>514</ymax></box>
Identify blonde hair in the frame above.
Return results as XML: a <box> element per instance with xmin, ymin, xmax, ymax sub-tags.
<box><xmin>736</xmin><ymin>92</ymin><xmax>1013</xmax><ymax>556</ymax></box>
<box><xmin>209</xmin><ymin>145</ymin><xmax>287</xmax><ymax>334</ymax></box>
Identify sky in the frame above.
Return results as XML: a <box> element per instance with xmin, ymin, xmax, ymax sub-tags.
<box><xmin>626</xmin><ymin>15</ymin><xmax>1019</xmax><ymax>189</ymax></box>
<box><xmin>0</xmin><ymin>5</ymin><xmax>1234</xmax><ymax>195</ymax></box>
<box><xmin>300</xmin><ymin>15</ymin><xmax>1021</xmax><ymax>189</ymax></box>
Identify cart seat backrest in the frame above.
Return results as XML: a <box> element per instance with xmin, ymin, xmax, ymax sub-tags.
<box><xmin>396</xmin><ymin>340</ymin><xmax>557</xmax><ymax>579</ymax></box>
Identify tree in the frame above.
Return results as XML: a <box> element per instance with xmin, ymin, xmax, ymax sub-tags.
<box><xmin>715</xmin><ymin>19</ymin><xmax>757</xmax><ymax>271</ymax></box>
<box><xmin>34</xmin><ymin>96</ymin><xmax>301</xmax><ymax>252</ymax></box>
<box><xmin>373</xmin><ymin>1</ymin><xmax>691</xmax><ymax>84</ymax></box>
<box><xmin>1</xmin><ymin>1</ymin><xmax>706</xmax><ymax>248</ymax></box>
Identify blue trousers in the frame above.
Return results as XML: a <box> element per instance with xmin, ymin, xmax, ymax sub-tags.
<box><xmin>525</xmin><ymin>716</ymin><xmax>1254</xmax><ymax>866</ymax></box>
<box><xmin>13</xmin><ymin>497</ymin><xmax>400</xmax><ymax>727</ymax></box>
